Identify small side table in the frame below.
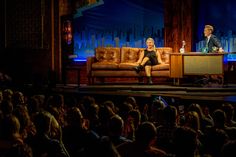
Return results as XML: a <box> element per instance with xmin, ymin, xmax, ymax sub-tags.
<box><xmin>64</xmin><ymin>65</ymin><xmax>81</xmax><ymax>87</ymax></box>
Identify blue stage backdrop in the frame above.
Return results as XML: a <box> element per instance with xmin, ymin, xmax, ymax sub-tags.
<box><xmin>196</xmin><ymin>0</ymin><xmax>236</xmax><ymax>53</ymax></box>
<box><xmin>73</xmin><ymin>0</ymin><xmax>164</xmax><ymax>61</ymax></box>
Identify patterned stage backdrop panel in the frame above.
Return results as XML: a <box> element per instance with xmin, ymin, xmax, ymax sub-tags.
<box><xmin>72</xmin><ymin>0</ymin><xmax>164</xmax><ymax>61</ymax></box>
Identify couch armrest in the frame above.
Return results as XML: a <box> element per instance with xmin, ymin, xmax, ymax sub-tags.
<box><xmin>86</xmin><ymin>56</ymin><xmax>96</xmax><ymax>77</ymax></box>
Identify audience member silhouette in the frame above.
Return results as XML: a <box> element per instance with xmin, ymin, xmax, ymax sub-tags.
<box><xmin>28</xmin><ymin>111</ymin><xmax>70</xmax><ymax>157</ymax></box>
<box><xmin>2</xmin><ymin>88</ymin><xmax>13</xmax><ymax>102</ymax></box>
<box><xmin>209</xmin><ymin>109</ymin><xmax>236</xmax><ymax>140</ymax></box>
<box><xmin>187</xmin><ymin>103</ymin><xmax>213</xmax><ymax>132</ymax></box>
<box><xmin>63</xmin><ymin>107</ymin><xmax>100</xmax><ymax>157</ymax></box>
<box><xmin>97</xmin><ymin>136</ymin><xmax>121</xmax><ymax>157</ymax></box>
<box><xmin>0</xmin><ymin>115</ymin><xmax>32</xmax><ymax>157</ymax></box>
<box><xmin>107</xmin><ymin>114</ymin><xmax>132</xmax><ymax>147</ymax></box>
<box><xmin>124</xmin><ymin>96</ymin><xmax>138</xmax><ymax>110</ymax></box>
<box><xmin>149</xmin><ymin>99</ymin><xmax>165</xmax><ymax>126</ymax></box>
<box><xmin>13</xmin><ymin>105</ymin><xmax>36</xmax><ymax>141</ymax></box>
<box><xmin>0</xmin><ymin>100</ymin><xmax>14</xmax><ymax>116</ymax></box>
<box><xmin>203</xmin><ymin>128</ymin><xmax>229</xmax><ymax>157</ymax></box>
<box><xmin>172</xmin><ymin>126</ymin><xmax>198</xmax><ymax>157</ymax></box>
<box><xmin>12</xmin><ymin>91</ymin><xmax>25</xmax><ymax>107</ymax></box>
<box><xmin>117</xmin><ymin>121</ymin><xmax>166</xmax><ymax>157</ymax></box>
<box><xmin>221</xmin><ymin>103</ymin><xmax>236</xmax><ymax>127</ymax></box>
<box><xmin>156</xmin><ymin>105</ymin><xmax>179</xmax><ymax>153</ymax></box>
<box><xmin>123</xmin><ymin>109</ymin><xmax>142</xmax><ymax>141</ymax></box>
<box><xmin>221</xmin><ymin>139</ymin><xmax>236</xmax><ymax>157</ymax></box>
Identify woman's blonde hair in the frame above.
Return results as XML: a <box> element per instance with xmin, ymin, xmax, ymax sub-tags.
<box><xmin>146</xmin><ymin>37</ymin><xmax>156</xmax><ymax>51</ymax></box>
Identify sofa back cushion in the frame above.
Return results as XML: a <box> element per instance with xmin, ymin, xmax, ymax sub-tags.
<box><xmin>156</xmin><ymin>47</ymin><xmax>173</xmax><ymax>64</ymax></box>
<box><xmin>120</xmin><ymin>47</ymin><xmax>141</xmax><ymax>63</ymax></box>
<box><xmin>95</xmin><ymin>47</ymin><xmax>121</xmax><ymax>63</ymax></box>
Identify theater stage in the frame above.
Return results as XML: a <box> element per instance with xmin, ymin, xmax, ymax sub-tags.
<box><xmin>50</xmin><ymin>83</ymin><xmax>236</xmax><ymax>104</ymax></box>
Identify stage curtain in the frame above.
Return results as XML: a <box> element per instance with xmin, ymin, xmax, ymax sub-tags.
<box><xmin>164</xmin><ymin>0</ymin><xmax>197</xmax><ymax>52</ymax></box>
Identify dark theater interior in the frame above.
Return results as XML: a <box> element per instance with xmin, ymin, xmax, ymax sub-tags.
<box><xmin>0</xmin><ymin>0</ymin><xmax>236</xmax><ymax>156</ymax></box>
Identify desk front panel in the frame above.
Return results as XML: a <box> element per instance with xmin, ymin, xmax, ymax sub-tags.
<box><xmin>183</xmin><ymin>55</ymin><xmax>223</xmax><ymax>75</ymax></box>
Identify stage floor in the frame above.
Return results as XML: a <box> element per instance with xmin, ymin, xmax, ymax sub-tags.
<box><xmin>50</xmin><ymin>83</ymin><xmax>236</xmax><ymax>103</ymax></box>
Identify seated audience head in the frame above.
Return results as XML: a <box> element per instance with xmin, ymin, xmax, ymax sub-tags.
<box><xmin>188</xmin><ymin>103</ymin><xmax>204</xmax><ymax>119</ymax></box>
<box><xmin>124</xmin><ymin>96</ymin><xmax>138</xmax><ymax>109</ymax></box>
<box><xmin>188</xmin><ymin>103</ymin><xmax>213</xmax><ymax>130</ymax></box>
<box><xmin>135</xmin><ymin>121</ymin><xmax>157</xmax><ymax>147</ymax></box>
<box><xmin>173</xmin><ymin>126</ymin><xmax>198</xmax><ymax>157</ymax></box>
<box><xmin>162</xmin><ymin>105</ymin><xmax>178</xmax><ymax>125</ymax></box>
<box><xmin>184</xmin><ymin>111</ymin><xmax>201</xmax><ymax>132</ymax></box>
<box><xmin>12</xmin><ymin>91</ymin><xmax>25</xmax><ymax>106</ymax></box>
<box><xmin>221</xmin><ymin>103</ymin><xmax>235</xmax><ymax>125</ymax></box>
<box><xmin>0</xmin><ymin>115</ymin><xmax>21</xmax><ymax>140</ymax></box>
<box><xmin>127</xmin><ymin>109</ymin><xmax>141</xmax><ymax>129</ymax></box>
<box><xmin>0</xmin><ymin>100</ymin><xmax>14</xmax><ymax>116</ymax></box>
<box><xmin>212</xmin><ymin>109</ymin><xmax>226</xmax><ymax>128</ymax></box>
<box><xmin>33</xmin><ymin>111</ymin><xmax>54</xmax><ymax>135</ymax></box>
<box><xmin>108</xmin><ymin>114</ymin><xmax>124</xmax><ymax>136</ymax></box>
<box><xmin>118</xmin><ymin>102</ymin><xmax>133</xmax><ymax>121</ymax></box>
<box><xmin>150</xmin><ymin>99</ymin><xmax>165</xmax><ymax>124</ymax></box>
<box><xmin>2</xmin><ymin>88</ymin><xmax>13</xmax><ymax>101</ymax></box>
<box><xmin>103</xmin><ymin>100</ymin><xmax>117</xmax><ymax>113</ymax></box>
<box><xmin>80</xmin><ymin>95</ymin><xmax>95</xmax><ymax>108</ymax></box>
<box><xmin>47</xmin><ymin>94</ymin><xmax>64</xmax><ymax>109</ymax></box>
<box><xmin>27</xmin><ymin>96</ymin><xmax>41</xmax><ymax>116</ymax></box>
<box><xmin>66</xmin><ymin>107</ymin><xmax>84</xmax><ymax>128</ymax></box>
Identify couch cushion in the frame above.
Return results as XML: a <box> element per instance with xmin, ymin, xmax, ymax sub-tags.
<box><xmin>120</xmin><ymin>47</ymin><xmax>141</xmax><ymax>63</ymax></box>
<box><xmin>95</xmin><ymin>47</ymin><xmax>121</xmax><ymax>63</ymax></box>
<box><xmin>92</xmin><ymin>62</ymin><xmax>119</xmax><ymax>70</ymax></box>
<box><xmin>156</xmin><ymin>47</ymin><xmax>172</xmax><ymax>64</ymax></box>
<box><xmin>152</xmin><ymin>63</ymin><xmax>169</xmax><ymax>70</ymax></box>
<box><xmin>119</xmin><ymin>62</ymin><xmax>139</xmax><ymax>70</ymax></box>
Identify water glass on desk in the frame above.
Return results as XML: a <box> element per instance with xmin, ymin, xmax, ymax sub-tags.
<box><xmin>201</xmin><ymin>47</ymin><xmax>208</xmax><ymax>53</ymax></box>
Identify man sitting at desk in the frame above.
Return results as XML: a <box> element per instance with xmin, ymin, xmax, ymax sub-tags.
<box><xmin>204</xmin><ymin>25</ymin><xmax>224</xmax><ymax>53</ymax></box>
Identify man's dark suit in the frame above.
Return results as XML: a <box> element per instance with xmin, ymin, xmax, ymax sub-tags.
<box><xmin>205</xmin><ymin>34</ymin><xmax>222</xmax><ymax>53</ymax></box>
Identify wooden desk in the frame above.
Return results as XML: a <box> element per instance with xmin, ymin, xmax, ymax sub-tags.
<box><xmin>170</xmin><ymin>52</ymin><xmax>228</xmax><ymax>85</ymax></box>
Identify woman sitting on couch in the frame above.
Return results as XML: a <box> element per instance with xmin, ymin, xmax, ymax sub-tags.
<box><xmin>133</xmin><ymin>37</ymin><xmax>163</xmax><ymax>84</ymax></box>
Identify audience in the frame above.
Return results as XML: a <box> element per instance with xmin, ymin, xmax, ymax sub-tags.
<box><xmin>0</xmin><ymin>85</ymin><xmax>235</xmax><ymax>157</ymax></box>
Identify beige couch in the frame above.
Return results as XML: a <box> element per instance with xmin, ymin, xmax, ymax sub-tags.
<box><xmin>86</xmin><ymin>47</ymin><xmax>173</xmax><ymax>84</ymax></box>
